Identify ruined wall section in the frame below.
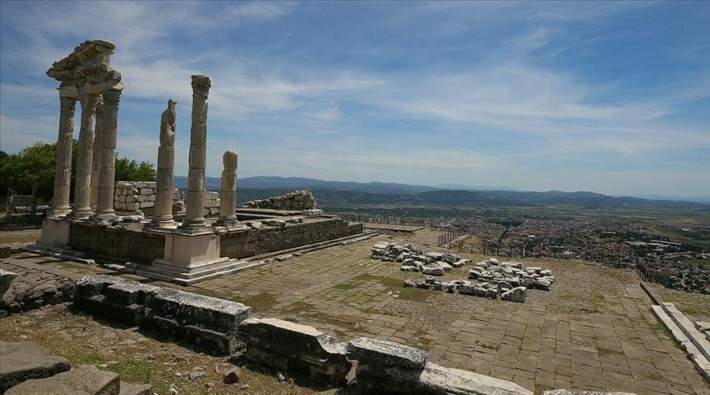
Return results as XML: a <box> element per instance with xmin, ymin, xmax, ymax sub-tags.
<box><xmin>242</xmin><ymin>190</ymin><xmax>316</xmax><ymax>210</ymax></box>
<box><xmin>221</xmin><ymin>219</ymin><xmax>363</xmax><ymax>259</ymax></box>
<box><xmin>69</xmin><ymin>222</ymin><xmax>165</xmax><ymax>265</ymax></box>
<box><xmin>113</xmin><ymin>181</ymin><xmax>184</xmax><ymax>214</ymax></box>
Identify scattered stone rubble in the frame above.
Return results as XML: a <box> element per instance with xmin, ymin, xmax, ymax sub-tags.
<box><xmin>371</xmin><ymin>243</ymin><xmax>554</xmax><ymax>303</ymax></box>
<box><xmin>243</xmin><ymin>190</ymin><xmax>317</xmax><ymax>210</ymax></box>
<box><xmin>0</xmin><ymin>264</ymin><xmax>74</xmax><ymax>317</ymax></box>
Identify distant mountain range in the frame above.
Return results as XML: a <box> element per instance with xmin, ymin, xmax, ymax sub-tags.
<box><xmin>173</xmin><ymin>176</ymin><xmax>710</xmax><ymax>209</ymax></box>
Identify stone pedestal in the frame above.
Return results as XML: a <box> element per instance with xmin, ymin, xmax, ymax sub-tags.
<box><xmin>38</xmin><ymin>217</ymin><xmax>72</xmax><ymax>247</ymax></box>
<box><xmin>137</xmin><ymin>229</ymin><xmax>240</xmax><ymax>285</ymax></box>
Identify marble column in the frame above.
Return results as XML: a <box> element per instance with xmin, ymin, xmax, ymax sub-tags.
<box><xmin>72</xmin><ymin>93</ymin><xmax>99</xmax><ymax>218</ymax></box>
<box><xmin>95</xmin><ymin>89</ymin><xmax>121</xmax><ymax>219</ymax></box>
<box><xmin>180</xmin><ymin>75</ymin><xmax>211</xmax><ymax>232</ymax></box>
<box><xmin>152</xmin><ymin>99</ymin><xmax>177</xmax><ymax>226</ymax></box>
<box><xmin>218</xmin><ymin>150</ymin><xmax>238</xmax><ymax>226</ymax></box>
<box><xmin>90</xmin><ymin>96</ymin><xmax>104</xmax><ymax>208</ymax></box>
<box><xmin>51</xmin><ymin>96</ymin><xmax>77</xmax><ymax>217</ymax></box>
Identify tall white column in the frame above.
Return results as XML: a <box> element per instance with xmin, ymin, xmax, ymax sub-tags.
<box><xmin>152</xmin><ymin>99</ymin><xmax>177</xmax><ymax>227</ymax></box>
<box><xmin>51</xmin><ymin>96</ymin><xmax>77</xmax><ymax>217</ymax></box>
<box><xmin>72</xmin><ymin>93</ymin><xmax>98</xmax><ymax>219</ymax></box>
<box><xmin>90</xmin><ymin>96</ymin><xmax>104</xmax><ymax>208</ymax></box>
<box><xmin>180</xmin><ymin>75</ymin><xmax>211</xmax><ymax>232</ymax></box>
<box><xmin>96</xmin><ymin>89</ymin><xmax>121</xmax><ymax>219</ymax></box>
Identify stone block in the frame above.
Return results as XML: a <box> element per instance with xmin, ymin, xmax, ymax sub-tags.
<box><xmin>501</xmin><ymin>287</ymin><xmax>527</xmax><ymax>303</ymax></box>
<box><xmin>139</xmin><ymin>201</ymin><xmax>154</xmax><ymax>208</ymax></box>
<box><xmin>149</xmin><ymin>288</ymin><xmax>250</xmax><ymax>334</ymax></box>
<box><xmin>140</xmin><ymin>188</ymin><xmax>153</xmax><ymax>195</ymax></box>
<box><xmin>355</xmin><ymin>361</ymin><xmax>533</xmax><ymax>395</ymax></box>
<box><xmin>119</xmin><ymin>381</ymin><xmax>153</xmax><ymax>395</ymax></box>
<box><xmin>238</xmin><ymin>318</ymin><xmax>351</xmax><ymax>383</ymax></box>
<box><xmin>347</xmin><ymin>337</ymin><xmax>427</xmax><ymax>369</ymax></box>
<box><xmin>0</xmin><ymin>341</ymin><xmax>71</xmax><ymax>393</ymax></box>
<box><xmin>5</xmin><ymin>364</ymin><xmax>120</xmax><ymax>395</ymax></box>
<box><xmin>1</xmin><ymin>269</ymin><xmax>17</xmax><ymax>296</ymax></box>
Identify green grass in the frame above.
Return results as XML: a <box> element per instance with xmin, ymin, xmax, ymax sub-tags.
<box><xmin>67</xmin><ymin>354</ymin><xmax>175</xmax><ymax>394</ymax></box>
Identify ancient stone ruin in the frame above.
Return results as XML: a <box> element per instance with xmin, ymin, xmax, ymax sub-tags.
<box><xmin>372</xmin><ymin>242</ymin><xmax>554</xmax><ymax>302</ymax></box>
<box><xmin>30</xmin><ymin>40</ymin><xmax>363</xmax><ymax>285</ymax></box>
<box><xmin>242</xmin><ymin>190</ymin><xmax>317</xmax><ymax>210</ymax></box>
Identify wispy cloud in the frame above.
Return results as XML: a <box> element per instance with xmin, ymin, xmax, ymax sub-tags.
<box><xmin>1</xmin><ymin>1</ymin><xmax>708</xmax><ymax>196</ymax></box>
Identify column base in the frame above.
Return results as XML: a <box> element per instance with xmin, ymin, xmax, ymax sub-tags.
<box><xmin>51</xmin><ymin>206</ymin><xmax>72</xmax><ymax>218</ymax></box>
<box><xmin>146</xmin><ymin>218</ymin><xmax>177</xmax><ymax>230</ymax></box>
<box><xmin>215</xmin><ymin>217</ymin><xmax>241</xmax><ymax>229</ymax></box>
<box><xmin>178</xmin><ymin>218</ymin><xmax>208</xmax><ymax>234</ymax></box>
<box><xmin>71</xmin><ymin>208</ymin><xmax>93</xmax><ymax>220</ymax></box>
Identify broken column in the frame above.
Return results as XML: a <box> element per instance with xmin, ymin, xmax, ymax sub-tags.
<box><xmin>89</xmin><ymin>96</ymin><xmax>104</xmax><ymax>208</ymax></box>
<box><xmin>95</xmin><ymin>88</ymin><xmax>122</xmax><ymax>220</ymax></box>
<box><xmin>72</xmin><ymin>92</ymin><xmax>99</xmax><ymax>219</ymax></box>
<box><xmin>50</xmin><ymin>95</ymin><xmax>77</xmax><ymax>217</ymax></box>
<box><xmin>217</xmin><ymin>150</ymin><xmax>238</xmax><ymax>227</ymax></box>
<box><xmin>152</xmin><ymin>99</ymin><xmax>177</xmax><ymax>227</ymax></box>
<box><xmin>180</xmin><ymin>75</ymin><xmax>211</xmax><ymax>232</ymax></box>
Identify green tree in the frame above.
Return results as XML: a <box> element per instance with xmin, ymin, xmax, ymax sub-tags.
<box><xmin>0</xmin><ymin>141</ymin><xmax>154</xmax><ymax>212</ymax></box>
<box><xmin>114</xmin><ymin>154</ymin><xmax>156</xmax><ymax>181</ymax></box>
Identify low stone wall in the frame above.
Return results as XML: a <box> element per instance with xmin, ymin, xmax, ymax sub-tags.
<box><xmin>113</xmin><ymin>181</ymin><xmax>185</xmax><ymax>215</ymax></box>
<box><xmin>238</xmin><ymin>317</ymin><xmax>351</xmax><ymax>384</ymax></box>
<box><xmin>243</xmin><ymin>190</ymin><xmax>316</xmax><ymax>211</ymax></box>
<box><xmin>69</xmin><ymin>222</ymin><xmax>165</xmax><ymax>265</ymax></box>
<box><xmin>0</xmin><ymin>263</ymin><xmax>74</xmax><ymax>317</ymax></box>
<box><xmin>220</xmin><ymin>218</ymin><xmax>364</xmax><ymax>259</ymax></box>
<box><xmin>74</xmin><ymin>275</ymin><xmax>250</xmax><ymax>355</ymax></box>
<box><xmin>346</xmin><ymin>337</ymin><xmax>532</xmax><ymax>395</ymax></box>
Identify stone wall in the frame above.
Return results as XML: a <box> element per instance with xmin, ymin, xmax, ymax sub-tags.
<box><xmin>69</xmin><ymin>222</ymin><xmax>165</xmax><ymax>265</ymax></box>
<box><xmin>113</xmin><ymin>181</ymin><xmax>184</xmax><ymax>215</ymax></box>
<box><xmin>221</xmin><ymin>219</ymin><xmax>364</xmax><ymax>259</ymax></box>
<box><xmin>74</xmin><ymin>275</ymin><xmax>250</xmax><ymax>355</ymax></box>
<box><xmin>243</xmin><ymin>190</ymin><xmax>317</xmax><ymax>211</ymax></box>
<box><xmin>0</xmin><ymin>263</ymin><xmax>74</xmax><ymax>317</ymax></box>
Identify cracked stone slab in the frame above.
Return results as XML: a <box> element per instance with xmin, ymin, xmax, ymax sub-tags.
<box><xmin>0</xmin><ymin>341</ymin><xmax>71</xmax><ymax>393</ymax></box>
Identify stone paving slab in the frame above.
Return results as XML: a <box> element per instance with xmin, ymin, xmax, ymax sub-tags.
<box><xmin>9</xmin><ymin>232</ymin><xmax>710</xmax><ymax>394</ymax></box>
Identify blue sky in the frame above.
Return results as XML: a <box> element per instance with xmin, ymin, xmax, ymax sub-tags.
<box><xmin>1</xmin><ymin>1</ymin><xmax>708</xmax><ymax>197</ymax></box>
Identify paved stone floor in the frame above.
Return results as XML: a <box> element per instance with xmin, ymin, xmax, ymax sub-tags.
<box><xmin>6</xmin><ymin>230</ymin><xmax>710</xmax><ymax>394</ymax></box>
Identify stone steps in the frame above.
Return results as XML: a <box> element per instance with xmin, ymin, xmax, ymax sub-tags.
<box><xmin>136</xmin><ymin>258</ymin><xmax>263</xmax><ymax>286</ymax></box>
<box><xmin>650</xmin><ymin>304</ymin><xmax>710</xmax><ymax>383</ymax></box>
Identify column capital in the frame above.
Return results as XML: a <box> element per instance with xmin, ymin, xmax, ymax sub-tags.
<box><xmin>103</xmin><ymin>88</ymin><xmax>122</xmax><ymax>107</ymax></box>
<box><xmin>79</xmin><ymin>92</ymin><xmax>99</xmax><ymax>112</ymax></box>
<box><xmin>191</xmin><ymin>75</ymin><xmax>211</xmax><ymax>97</ymax></box>
<box><xmin>59</xmin><ymin>96</ymin><xmax>77</xmax><ymax>114</ymax></box>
